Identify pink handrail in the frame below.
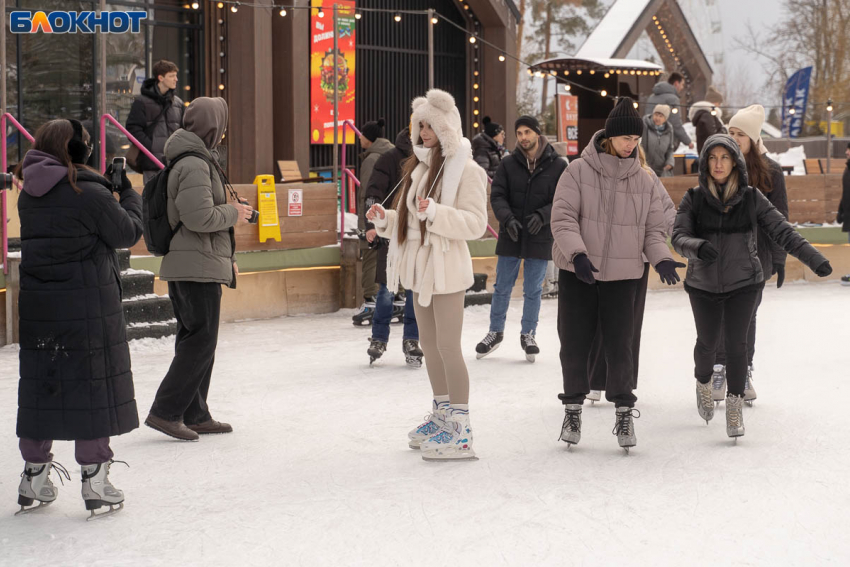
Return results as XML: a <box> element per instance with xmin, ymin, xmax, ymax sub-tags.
<box><xmin>340</xmin><ymin>120</ymin><xmax>362</xmax><ymax>246</ymax></box>
<box><xmin>99</xmin><ymin>113</ymin><xmax>165</xmax><ymax>173</ymax></box>
<box><xmin>2</xmin><ymin>113</ymin><xmax>36</xmax><ymax>274</ymax></box>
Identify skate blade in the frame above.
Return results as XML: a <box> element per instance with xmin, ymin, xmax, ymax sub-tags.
<box><xmin>86</xmin><ymin>502</ymin><xmax>124</xmax><ymax>521</ymax></box>
<box><xmin>405</xmin><ymin>357</ymin><xmax>423</xmax><ymax>369</ymax></box>
<box><xmin>422</xmin><ymin>453</ymin><xmax>478</xmax><ymax>462</ymax></box>
<box><xmin>14</xmin><ymin>501</ymin><xmax>52</xmax><ymax>516</ymax></box>
<box><xmin>408</xmin><ymin>443</ymin><xmax>422</xmax><ymax>450</ymax></box>
<box><xmin>745</xmin><ymin>400</ymin><xmax>754</xmax><ymax>407</ymax></box>
<box><xmin>525</xmin><ymin>353</ymin><xmax>536</xmax><ymax>363</ymax></box>
<box><xmin>475</xmin><ymin>343</ymin><xmax>500</xmax><ymax>360</ymax></box>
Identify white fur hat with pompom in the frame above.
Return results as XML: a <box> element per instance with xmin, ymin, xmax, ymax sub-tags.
<box><xmin>409</xmin><ymin>89</ymin><xmax>464</xmax><ymax>158</ymax></box>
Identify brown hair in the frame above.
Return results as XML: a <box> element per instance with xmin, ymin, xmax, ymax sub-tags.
<box><xmin>14</xmin><ymin>119</ymin><xmax>94</xmax><ymax>194</ymax></box>
<box><xmin>153</xmin><ymin>60</ymin><xmax>179</xmax><ymax>81</ymax></box>
<box><xmin>743</xmin><ymin>145</ymin><xmax>774</xmax><ymax>194</ymax></box>
<box><xmin>603</xmin><ymin>137</ymin><xmax>653</xmax><ymax>178</ymax></box>
<box><xmin>394</xmin><ymin>138</ymin><xmax>445</xmax><ymax>246</ymax></box>
<box><xmin>668</xmin><ymin>72</ymin><xmax>684</xmax><ymax>85</ymax></box>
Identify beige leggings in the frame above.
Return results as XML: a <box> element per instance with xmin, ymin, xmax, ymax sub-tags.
<box><xmin>412</xmin><ymin>291</ymin><xmax>469</xmax><ymax>404</ymax></box>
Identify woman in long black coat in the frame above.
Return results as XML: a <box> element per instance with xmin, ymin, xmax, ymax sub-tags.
<box><xmin>14</xmin><ymin>119</ymin><xmax>143</xmax><ymax>514</ymax></box>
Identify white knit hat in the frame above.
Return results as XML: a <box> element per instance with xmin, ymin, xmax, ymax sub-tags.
<box><xmin>728</xmin><ymin>104</ymin><xmax>769</xmax><ymax>155</ymax></box>
<box><xmin>410</xmin><ymin>89</ymin><xmax>464</xmax><ymax>158</ymax></box>
<box><xmin>653</xmin><ymin>104</ymin><xmax>671</xmax><ymax>120</ymax></box>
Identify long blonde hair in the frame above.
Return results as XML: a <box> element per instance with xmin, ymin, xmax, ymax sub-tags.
<box><xmin>601</xmin><ymin>137</ymin><xmax>654</xmax><ymax>177</ymax></box>
<box><xmin>707</xmin><ymin>169</ymin><xmax>740</xmax><ymax>204</ymax></box>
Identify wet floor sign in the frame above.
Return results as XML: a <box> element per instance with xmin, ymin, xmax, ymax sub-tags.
<box><xmin>254</xmin><ymin>175</ymin><xmax>281</xmax><ymax>243</ymax></box>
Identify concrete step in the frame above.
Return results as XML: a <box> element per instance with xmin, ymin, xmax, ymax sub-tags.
<box><xmin>464</xmin><ymin>292</ymin><xmax>492</xmax><ymax>307</ymax></box>
<box><xmin>122</xmin><ymin>295</ymin><xmax>174</xmax><ymax>325</ymax></box>
<box><xmin>117</xmin><ymin>249</ymin><xmax>131</xmax><ymax>271</ymax></box>
<box><xmin>120</xmin><ymin>270</ymin><xmax>155</xmax><ymax>299</ymax></box>
<box><xmin>469</xmin><ymin>272</ymin><xmax>488</xmax><ymax>293</ymax></box>
<box><xmin>127</xmin><ymin>320</ymin><xmax>177</xmax><ymax>341</ymax></box>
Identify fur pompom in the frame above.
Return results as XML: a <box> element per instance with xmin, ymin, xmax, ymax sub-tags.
<box><xmin>411</xmin><ymin>97</ymin><xmax>428</xmax><ymax>111</ymax></box>
<box><xmin>426</xmin><ymin>89</ymin><xmax>456</xmax><ymax>112</ymax></box>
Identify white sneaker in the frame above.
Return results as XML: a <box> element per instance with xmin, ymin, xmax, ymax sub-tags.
<box><xmin>711</xmin><ymin>364</ymin><xmax>726</xmax><ymax>403</ymax></box>
<box><xmin>421</xmin><ymin>408</ymin><xmax>477</xmax><ymax>461</ymax></box>
<box><xmin>586</xmin><ymin>390</ymin><xmax>602</xmax><ymax>403</ymax></box>
<box><xmin>408</xmin><ymin>400</ymin><xmax>448</xmax><ymax>449</ymax></box>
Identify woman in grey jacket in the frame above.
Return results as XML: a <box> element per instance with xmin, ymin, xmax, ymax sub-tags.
<box><xmin>641</xmin><ymin>105</ymin><xmax>676</xmax><ymax>177</ymax></box>
<box><xmin>672</xmin><ymin>134</ymin><xmax>832</xmax><ymax>440</ymax></box>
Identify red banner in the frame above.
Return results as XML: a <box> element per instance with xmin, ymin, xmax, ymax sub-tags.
<box><xmin>557</xmin><ymin>95</ymin><xmax>579</xmax><ymax>155</ymax></box>
<box><xmin>310</xmin><ymin>0</ymin><xmax>356</xmax><ymax>145</ymax></box>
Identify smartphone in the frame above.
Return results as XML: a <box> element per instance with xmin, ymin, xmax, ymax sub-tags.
<box><xmin>111</xmin><ymin>157</ymin><xmax>126</xmax><ymax>192</ymax></box>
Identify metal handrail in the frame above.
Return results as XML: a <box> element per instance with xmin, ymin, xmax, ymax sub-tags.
<box><xmin>2</xmin><ymin>112</ymin><xmax>35</xmax><ymax>274</ymax></box>
<box><xmin>340</xmin><ymin>120</ymin><xmax>361</xmax><ymax>245</ymax></box>
<box><xmin>99</xmin><ymin>113</ymin><xmax>165</xmax><ymax>173</ymax></box>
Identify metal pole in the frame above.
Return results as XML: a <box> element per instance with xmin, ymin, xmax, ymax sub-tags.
<box><xmin>427</xmin><ymin>9</ymin><xmax>434</xmax><ymax>89</ymax></box>
<box><xmin>1</xmin><ymin>0</ymin><xmax>7</xmax><ymax>117</ymax></box>
<box><xmin>99</xmin><ymin>0</ymin><xmax>107</xmax><ymax>170</ymax></box>
<box><xmin>1</xmin><ymin>0</ymin><xmax>7</xmax><ymax>275</ymax></box>
<box><xmin>826</xmin><ymin>105</ymin><xmax>833</xmax><ymax>173</ymax></box>
<box><xmin>333</xmin><ymin>5</ymin><xmax>340</xmax><ymax>236</ymax></box>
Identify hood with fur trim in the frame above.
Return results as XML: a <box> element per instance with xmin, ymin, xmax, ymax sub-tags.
<box><xmin>410</xmin><ymin>89</ymin><xmax>464</xmax><ymax>158</ymax></box>
<box><xmin>689</xmin><ymin>100</ymin><xmax>723</xmax><ymax>122</ymax></box>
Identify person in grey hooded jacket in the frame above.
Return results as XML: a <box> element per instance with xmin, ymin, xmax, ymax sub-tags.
<box><xmin>641</xmin><ymin>105</ymin><xmax>676</xmax><ymax>177</ymax></box>
<box><xmin>146</xmin><ymin>97</ymin><xmax>254</xmax><ymax>442</ymax></box>
<box><xmin>645</xmin><ymin>73</ymin><xmax>692</xmax><ymax>149</ymax></box>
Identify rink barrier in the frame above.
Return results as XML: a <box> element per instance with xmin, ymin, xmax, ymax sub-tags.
<box><xmin>99</xmin><ymin>114</ymin><xmax>165</xmax><ymax>173</ymax></box>
<box><xmin>1</xmin><ymin>113</ymin><xmax>34</xmax><ymax>275</ymax></box>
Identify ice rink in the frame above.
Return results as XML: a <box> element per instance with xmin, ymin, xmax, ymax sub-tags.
<box><xmin>1</xmin><ymin>282</ymin><xmax>848</xmax><ymax>566</ymax></box>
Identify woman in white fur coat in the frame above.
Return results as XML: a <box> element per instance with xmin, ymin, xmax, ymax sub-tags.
<box><xmin>367</xmin><ymin>89</ymin><xmax>488</xmax><ymax>462</ymax></box>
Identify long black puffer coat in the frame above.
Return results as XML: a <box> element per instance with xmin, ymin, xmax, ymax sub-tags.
<box><xmin>125</xmin><ymin>78</ymin><xmax>184</xmax><ymax>172</ymax></box>
<box><xmin>472</xmin><ymin>132</ymin><xmax>504</xmax><ymax>178</ymax></box>
<box><xmin>17</xmin><ymin>154</ymin><xmax>143</xmax><ymax>441</ymax></box>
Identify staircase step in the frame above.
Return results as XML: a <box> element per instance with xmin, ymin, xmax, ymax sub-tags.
<box><xmin>469</xmin><ymin>272</ymin><xmax>488</xmax><ymax>293</ymax></box>
<box><xmin>464</xmin><ymin>292</ymin><xmax>492</xmax><ymax>307</ymax></box>
<box><xmin>8</xmin><ymin>237</ymin><xmax>21</xmax><ymax>253</ymax></box>
<box><xmin>120</xmin><ymin>270</ymin><xmax>155</xmax><ymax>299</ymax></box>
<box><xmin>127</xmin><ymin>320</ymin><xmax>177</xmax><ymax>341</ymax></box>
<box><xmin>117</xmin><ymin>249</ymin><xmax>131</xmax><ymax>271</ymax></box>
<box><xmin>123</xmin><ymin>295</ymin><xmax>174</xmax><ymax>325</ymax></box>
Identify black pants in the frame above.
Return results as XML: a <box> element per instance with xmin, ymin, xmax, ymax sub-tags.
<box><xmin>149</xmin><ymin>281</ymin><xmax>222</xmax><ymax>424</ymax></box>
<box><xmin>688</xmin><ymin>287</ymin><xmax>761</xmax><ymax>396</ymax></box>
<box><xmin>557</xmin><ymin>270</ymin><xmax>640</xmax><ymax>408</ymax></box>
<box><xmin>589</xmin><ymin>263</ymin><xmax>650</xmax><ymax>391</ymax></box>
<box><xmin>715</xmin><ymin>287</ymin><xmax>763</xmax><ymax>367</ymax></box>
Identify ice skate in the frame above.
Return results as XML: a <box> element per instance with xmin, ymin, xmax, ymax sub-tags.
<box><xmin>744</xmin><ymin>365</ymin><xmax>757</xmax><ymax>406</ymax></box>
<box><xmin>520</xmin><ymin>333</ymin><xmax>539</xmax><ymax>363</ymax></box>
<box><xmin>696</xmin><ymin>380</ymin><xmax>714</xmax><ymax>424</ymax></box>
<box><xmin>613</xmin><ymin>407</ymin><xmax>640</xmax><ymax>453</ymax></box>
<box><xmin>541</xmin><ymin>280</ymin><xmax>558</xmax><ymax>298</ymax></box>
<box><xmin>16</xmin><ymin>461</ymin><xmax>70</xmax><ymax>516</ymax></box>
<box><xmin>408</xmin><ymin>400</ymin><xmax>448</xmax><ymax>449</ymax></box>
<box><xmin>351</xmin><ymin>297</ymin><xmax>376</xmax><ymax>326</ymax></box>
<box><xmin>81</xmin><ymin>460</ymin><xmax>127</xmax><ymax>521</ymax></box>
<box><xmin>586</xmin><ymin>390</ymin><xmax>602</xmax><ymax>404</ymax></box>
<box><xmin>841</xmin><ymin>274</ymin><xmax>850</xmax><ymax>286</ymax></box>
<box><xmin>475</xmin><ymin>331</ymin><xmax>503</xmax><ymax>359</ymax></box>
<box><xmin>402</xmin><ymin>339</ymin><xmax>423</xmax><ymax>369</ymax></box>
<box><xmin>421</xmin><ymin>408</ymin><xmax>477</xmax><ymax>461</ymax></box>
<box><xmin>559</xmin><ymin>404</ymin><xmax>582</xmax><ymax>448</ymax></box>
<box><xmin>725</xmin><ymin>394</ymin><xmax>745</xmax><ymax>440</ymax></box>
<box><xmin>367</xmin><ymin>338</ymin><xmax>386</xmax><ymax>366</ymax></box>
<box><xmin>391</xmin><ymin>295</ymin><xmax>405</xmax><ymax>324</ymax></box>
<box><xmin>711</xmin><ymin>364</ymin><xmax>726</xmax><ymax>405</ymax></box>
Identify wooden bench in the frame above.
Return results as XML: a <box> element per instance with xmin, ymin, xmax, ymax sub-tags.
<box><xmin>804</xmin><ymin>159</ymin><xmax>821</xmax><ymax>174</ymax></box>
<box><xmin>819</xmin><ymin>159</ymin><xmax>845</xmax><ymax>174</ymax></box>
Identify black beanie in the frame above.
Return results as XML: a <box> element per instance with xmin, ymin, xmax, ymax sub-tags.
<box><xmin>605</xmin><ymin>98</ymin><xmax>644</xmax><ymax>138</ymax></box>
<box><xmin>482</xmin><ymin>116</ymin><xmax>503</xmax><ymax>138</ymax></box>
<box><xmin>360</xmin><ymin>118</ymin><xmax>385</xmax><ymax>143</ymax></box>
<box><xmin>515</xmin><ymin>115</ymin><xmax>541</xmax><ymax>136</ymax></box>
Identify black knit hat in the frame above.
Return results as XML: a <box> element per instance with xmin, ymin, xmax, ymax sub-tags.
<box><xmin>515</xmin><ymin>115</ymin><xmax>541</xmax><ymax>136</ymax></box>
<box><xmin>360</xmin><ymin>118</ymin><xmax>385</xmax><ymax>143</ymax></box>
<box><xmin>482</xmin><ymin>116</ymin><xmax>503</xmax><ymax>138</ymax></box>
<box><xmin>605</xmin><ymin>98</ymin><xmax>644</xmax><ymax>138</ymax></box>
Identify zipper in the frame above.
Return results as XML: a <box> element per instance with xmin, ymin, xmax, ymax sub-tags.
<box><xmin>716</xmin><ymin>208</ymin><xmax>724</xmax><ymax>293</ymax></box>
<box><xmin>599</xmin><ymin>169</ymin><xmax>616</xmax><ymax>277</ymax></box>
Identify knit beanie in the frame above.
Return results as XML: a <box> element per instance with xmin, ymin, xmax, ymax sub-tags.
<box><xmin>360</xmin><ymin>118</ymin><xmax>385</xmax><ymax>142</ymax></box>
<box><xmin>515</xmin><ymin>115</ymin><xmax>541</xmax><ymax>136</ymax></box>
<box><xmin>653</xmin><ymin>104</ymin><xmax>671</xmax><ymax>120</ymax></box>
<box><xmin>705</xmin><ymin>85</ymin><xmax>724</xmax><ymax>105</ymax></box>
<box><xmin>605</xmin><ymin>97</ymin><xmax>644</xmax><ymax>138</ymax></box>
<box><xmin>728</xmin><ymin>104</ymin><xmax>768</xmax><ymax>155</ymax></box>
<box><xmin>482</xmin><ymin>116</ymin><xmax>504</xmax><ymax>138</ymax></box>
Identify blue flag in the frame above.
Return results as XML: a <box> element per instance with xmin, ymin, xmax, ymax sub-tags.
<box><xmin>782</xmin><ymin>67</ymin><xmax>812</xmax><ymax>138</ymax></box>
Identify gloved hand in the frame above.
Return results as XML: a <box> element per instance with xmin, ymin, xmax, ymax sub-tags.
<box><xmin>815</xmin><ymin>261</ymin><xmax>833</xmax><ymax>277</ymax></box>
<box><xmin>505</xmin><ymin>217</ymin><xmax>523</xmax><ymax>242</ymax></box>
<box><xmin>103</xmin><ymin>163</ymin><xmax>132</xmax><ymax>193</ymax></box>
<box><xmin>655</xmin><ymin>260</ymin><xmax>686</xmax><ymax>285</ymax></box>
<box><xmin>697</xmin><ymin>242</ymin><xmax>719</xmax><ymax>263</ymax></box>
<box><xmin>526</xmin><ymin>212</ymin><xmax>545</xmax><ymax>235</ymax></box>
<box><xmin>573</xmin><ymin>253</ymin><xmax>598</xmax><ymax>285</ymax></box>
<box><xmin>773</xmin><ymin>264</ymin><xmax>785</xmax><ymax>288</ymax></box>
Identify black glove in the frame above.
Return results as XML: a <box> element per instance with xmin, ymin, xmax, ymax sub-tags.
<box><xmin>837</xmin><ymin>211</ymin><xmax>844</xmax><ymax>224</ymax></box>
<box><xmin>505</xmin><ymin>217</ymin><xmax>523</xmax><ymax>242</ymax></box>
<box><xmin>773</xmin><ymin>264</ymin><xmax>785</xmax><ymax>288</ymax></box>
<box><xmin>573</xmin><ymin>253</ymin><xmax>599</xmax><ymax>285</ymax></box>
<box><xmin>697</xmin><ymin>242</ymin><xmax>719</xmax><ymax>263</ymax></box>
<box><xmin>815</xmin><ymin>260</ymin><xmax>833</xmax><ymax>277</ymax></box>
<box><xmin>655</xmin><ymin>260</ymin><xmax>686</xmax><ymax>285</ymax></box>
<box><xmin>103</xmin><ymin>163</ymin><xmax>133</xmax><ymax>193</ymax></box>
<box><xmin>526</xmin><ymin>212</ymin><xmax>545</xmax><ymax>235</ymax></box>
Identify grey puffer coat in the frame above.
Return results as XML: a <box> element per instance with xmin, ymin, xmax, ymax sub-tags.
<box><xmin>641</xmin><ymin>114</ymin><xmax>676</xmax><ymax>177</ymax></box>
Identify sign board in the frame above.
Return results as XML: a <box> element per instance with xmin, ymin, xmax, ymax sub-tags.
<box><xmin>782</xmin><ymin>66</ymin><xmax>813</xmax><ymax>138</ymax></box>
<box><xmin>556</xmin><ymin>95</ymin><xmax>580</xmax><ymax>155</ymax></box>
<box><xmin>288</xmin><ymin>189</ymin><xmax>303</xmax><ymax>217</ymax></box>
<box><xmin>253</xmin><ymin>175</ymin><xmax>281</xmax><ymax>243</ymax></box>
<box><xmin>310</xmin><ymin>0</ymin><xmax>356</xmax><ymax>145</ymax></box>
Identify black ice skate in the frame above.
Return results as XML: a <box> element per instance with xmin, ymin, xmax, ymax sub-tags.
<box><xmin>391</xmin><ymin>302</ymin><xmax>405</xmax><ymax>324</ymax></box>
<box><xmin>475</xmin><ymin>332</ymin><xmax>503</xmax><ymax>359</ymax></box>
<box><xmin>367</xmin><ymin>338</ymin><xmax>387</xmax><ymax>366</ymax></box>
<box><xmin>403</xmin><ymin>339</ymin><xmax>423</xmax><ymax>368</ymax></box>
<box><xmin>559</xmin><ymin>404</ymin><xmax>582</xmax><ymax>449</ymax></box>
<box><xmin>16</xmin><ymin>461</ymin><xmax>70</xmax><ymax>516</ymax></box>
<box><xmin>520</xmin><ymin>333</ymin><xmax>539</xmax><ymax>363</ymax></box>
<box><xmin>352</xmin><ymin>297</ymin><xmax>376</xmax><ymax>326</ymax></box>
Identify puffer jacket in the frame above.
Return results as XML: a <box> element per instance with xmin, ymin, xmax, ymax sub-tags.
<box><xmin>471</xmin><ymin>132</ymin><xmax>505</xmax><ymax>178</ymax></box>
<box><xmin>839</xmin><ymin>159</ymin><xmax>850</xmax><ymax>231</ymax></box>
<box><xmin>125</xmin><ymin>78</ymin><xmax>184</xmax><ymax>172</ymax></box>
<box><xmin>672</xmin><ymin>134</ymin><xmax>828</xmax><ymax>295</ymax></box>
<box><xmin>755</xmin><ymin>157</ymin><xmax>789</xmax><ymax>276</ymax></box>
<box><xmin>689</xmin><ymin>101</ymin><xmax>726</xmax><ymax>154</ymax></box>
<box><xmin>159</xmin><ymin>129</ymin><xmax>238</xmax><ymax>286</ymax></box>
<box><xmin>357</xmin><ymin>137</ymin><xmax>394</xmax><ymax>230</ymax></box>
<box><xmin>551</xmin><ymin>130</ymin><xmax>673</xmax><ymax>281</ymax></box>
<box><xmin>646</xmin><ymin>82</ymin><xmax>690</xmax><ymax>147</ymax></box>
<box><xmin>641</xmin><ymin>114</ymin><xmax>676</xmax><ymax>177</ymax></box>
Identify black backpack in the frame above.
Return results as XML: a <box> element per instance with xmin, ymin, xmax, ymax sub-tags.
<box><xmin>141</xmin><ymin>151</ymin><xmax>215</xmax><ymax>256</ymax></box>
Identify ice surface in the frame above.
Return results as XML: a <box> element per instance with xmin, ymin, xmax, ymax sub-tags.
<box><xmin>1</xmin><ymin>282</ymin><xmax>848</xmax><ymax>566</ymax></box>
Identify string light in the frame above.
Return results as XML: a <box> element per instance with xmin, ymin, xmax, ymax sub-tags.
<box><xmin>564</xmin><ymin>84</ymin><xmax>571</xmax><ymax>92</ymax></box>
<box><xmin>473</xmin><ymin>122</ymin><xmax>479</xmax><ymax>128</ymax></box>
<box><xmin>231</xmin><ymin>2</ymin><xmax>238</xmax><ymax>12</ymax></box>
<box><xmin>317</xmin><ymin>8</ymin><xmax>324</xmax><ymax>18</ymax></box>
<box><xmin>788</xmin><ymin>108</ymin><xmax>796</xmax><ymax>115</ymax></box>
<box><xmin>431</xmin><ymin>17</ymin><xmax>438</xmax><ymax>24</ymax></box>
<box><xmin>469</xmin><ymin>36</ymin><xmax>476</xmax><ymax>44</ymax></box>
<box><xmin>217</xmin><ymin>2</ymin><xmax>223</xmax><ymax>8</ymax></box>
<box><xmin>672</xmin><ymin>107</ymin><xmax>679</xmax><ymax>114</ymax></box>
<box><xmin>191</xmin><ymin>1</ymin><xmax>199</xmax><ymax>9</ymax></box>
<box><xmin>604</xmin><ymin>73</ymin><xmax>609</xmax><ymax>78</ymax></box>
<box><xmin>279</xmin><ymin>8</ymin><xmax>286</xmax><ymax>16</ymax></box>
<box><xmin>633</xmin><ymin>102</ymin><xmax>639</xmax><ymax>109</ymax></box>
<box><xmin>219</xmin><ymin>83</ymin><xmax>225</xmax><ymax>90</ymax></box>
<box><xmin>473</xmin><ymin>96</ymin><xmax>479</xmax><ymax>102</ymax></box>
<box><xmin>499</xmin><ymin>54</ymin><xmax>505</xmax><ymax>62</ymax></box>
<box><xmin>826</xmin><ymin>99</ymin><xmax>834</xmax><ymax>112</ymax></box>
<box><xmin>600</xmin><ymin>89</ymin><xmax>607</xmax><ymax>97</ymax></box>
<box><xmin>394</xmin><ymin>13</ymin><xmax>401</xmax><ymax>22</ymax></box>
<box><xmin>473</xmin><ymin>83</ymin><xmax>479</xmax><ymax>89</ymax></box>
<box><xmin>710</xmin><ymin>106</ymin><xmax>717</xmax><ymax>116</ymax></box>
<box><xmin>354</xmin><ymin>12</ymin><xmax>361</xmax><ymax>20</ymax></box>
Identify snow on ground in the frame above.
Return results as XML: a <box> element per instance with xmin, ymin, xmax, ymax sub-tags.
<box><xmin>1</xmin><ymin>283</ymin><xmax>849</xmax><ymax>566</ymax></box>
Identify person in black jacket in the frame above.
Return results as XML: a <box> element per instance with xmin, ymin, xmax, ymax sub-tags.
<box><xmin>672</xmin><ymin>134</ymin><xmax>831</xmax><ymax>440</ymax></box>
<box><xmin>362</xmin><ymin>128</ymin><xmax>422</xmax><ymax>366</ymax></box>
<box><xmin>688</xmin><ymin>86</ymin><xmax>726</xmax><ymax>155</ymax></box>
<box><xmin>838</xmin><ymin>143</ymin><xmax>850</xmax><ymax>284</ymax></box>
<box><xmin>125</xmin><ymin>59</ymin><xmax>184</xmax><ymax>182</ymax></box>
<box><xmin>14</xmin><ymin>119</ymin><xmax>143</xmax><ymax>516</ymax></box>
<box><xmin>472</xmin><ymin>116</ymin><xmax>506</xmax><ymax>178</ymax></box>
<box><xmin>475</xmin><ymin>115</ymin><xmax>567</xmax><ymax>362</ymax></box>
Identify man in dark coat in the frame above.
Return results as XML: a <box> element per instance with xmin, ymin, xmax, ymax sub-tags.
<box><xmin>472</xmin><ymin>116</ymin><xmax>506</xmax><ymax>178</ymax></box>
<box><xmin>838</xmin><ymin>142</ymin><xmax>850</xmax><ymax>284</ymax></box>
<box><xmin>646</xmin><ymin>72</ymin><xmax>693</xmax><ymax>150</ymax></box>
<box><xmin>125</xmin><ymin>59</ymin><xmax>184</xmax><ymax>182</ymax></box>
<box><xmin>475</xmin><ymin>115</ymin><xmax>567</xmax><ymax>362</ymax></box>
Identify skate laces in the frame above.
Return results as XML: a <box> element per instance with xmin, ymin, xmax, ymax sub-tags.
<box><xmin>23</xmin><ymin>462</ymin><xmax>71</xmax><ymax>485</ymax></box>
<box><xmin>613</xmin><ymin>409</ymin><xmax>640</xmax><ymax>436</ymax></box>
<box><xmin>522</xmin><ymin>334</ymin><xmax>537</xmax><ymax>347</ymax></box>
<box><xmin>561</xmin><ymin>407</ymin><xmax>581</xmax><ymax>435</ymax></box>
<box><xmin>727</xmin><ymin>397</ymin><xmax>743</xmax><ymax>427</ymax></box>
<box><xmin>698</xmin><ymin>382</ymin><xmax>713</xmax><ymax>408</ymax></box>
<box><xmin>711</xmin><ymin>371</ymin><xmax>725</xmax><ymax>390</ymax></box>
<box><xmin>482</xmin><ymin>332</ymin><xmax>500</xmax><ymax>346</ymax></box>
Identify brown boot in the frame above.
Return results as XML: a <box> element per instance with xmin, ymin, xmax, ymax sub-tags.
<box><xmin>187</xmin><ymin>419</ymin><xmax>233</xmax><ymax>435</ymax></box>
<box><xmin>144</xmin><ymin>414</ymin><xmax>199</xmax><ymax>441</ymax></box>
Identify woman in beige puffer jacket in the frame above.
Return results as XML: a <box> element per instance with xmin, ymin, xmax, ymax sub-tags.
<box><xmin>552</xmin><ymin>97</ymin><xmax>683</xmax><ymax>453</ymax></box>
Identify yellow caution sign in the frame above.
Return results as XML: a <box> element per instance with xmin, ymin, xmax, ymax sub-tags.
<box><xmin>253</xmin><ymin>175</ymin><xmax>282</xmax><ymax>243</ymax></box>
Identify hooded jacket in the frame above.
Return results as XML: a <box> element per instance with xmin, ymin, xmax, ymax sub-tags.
<box><xmin>159</xmin><ymin>97</ymin><xmax>238</xmax><ymax>287</ymax></box>
<box><xmin>672</xmin><ymin>134</ymin><xmax>828</xmax><ymax>295</ymax></box>
<box><xmin>641</xmin><ymin>114</ymin><xmax>676</xmax><ymax>177</ymax></box>
<box><xmin>551</xmin><ymin>130</ymin><xmax>674</xmax><ymax>281</ymax></box>
<box><xmin>358</xmin><ymin>137</ymin><xmax>394</xmax><ymax>230</ymax></box>
<box><xmin>689</xmin><ymin>101</ymin><xmax>726</xmax><ymax>154</ymax></box>
<box><xmin>837</xmin><ymin>158</ymin><xmax>850</xmax><ymax>232</ymax></box>
<box><xmin>471</xmin><ymin>132</ymin><xmax>505</xmax><ymax>178</ymax></box>
<box><xmin>125</xmin><ymin>77</ymin><xmax>184</xmax><ymax>172</ymax></box>
<box><xmin>646</xmin><ymin>82</ymin><xmax>691</xmax><ymax>147</ymax></box>
<box><xmin>17</xmin><ymin>152</ymin><xmax>143</xmax><ymax>440</ymax></box>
